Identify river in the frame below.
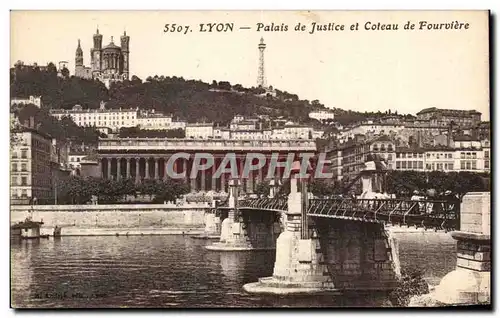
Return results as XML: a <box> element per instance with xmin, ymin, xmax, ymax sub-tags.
<box><xmin>10</xmin><ymin>232</ymin><xmax>456</xmax><ymax>308</ymax></box>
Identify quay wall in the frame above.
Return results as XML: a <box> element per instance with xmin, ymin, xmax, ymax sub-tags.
<box><xmin>10</xmin><ymin>204</ymin><xmax>209</xmax><ymax>236</ymax></box>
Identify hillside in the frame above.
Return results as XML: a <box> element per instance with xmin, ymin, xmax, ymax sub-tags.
<box><xmin>11</xmin><ymin>64</ymin><xmax>413</xmax><ymax>127</ymax></box>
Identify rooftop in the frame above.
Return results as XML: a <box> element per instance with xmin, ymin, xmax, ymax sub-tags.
<box><xmin>416</xmin><ymin>107</ymin><xmax>481</xmax><ymax>116</ymax></box>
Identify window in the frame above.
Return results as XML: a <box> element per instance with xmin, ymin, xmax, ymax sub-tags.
<box><xmin>402</xmin><ymin>161</ymin><xmax>407</xmax><ymax>169</ymax></box>
<box><xmin>472</xmin><ymin>161</ymin><xmax>477</xmax><ymax>170</ymax></box>
<box><xmin>461</xmin><ymin>161</ymin><xmax>466</xmax><ymax>170</ymax></box>
<box><xmin>396</xmin><ymin>161</ymin><xmax>401</xmax><ymax>169</ymax></box>
<box><xmin>388</xmin><ymin>154</ymin><xmax>393</xmax><ymax>161</ymax></box>
<box><xmin>472</xmin><ymin>153</ymin><xmax>477</xmax><ymax>159</ymax></box>
<box><xmin>396</xmin><ymin>153</ymin><xmax>400</xmax><ymax>158</ymax></box>
<box><xmin>407</xmin><ymin>153</ymin><xmax>413</xmax><ymax>159</ymax></box>
<box><xmin>12</xmin><ymin>163</ymin><xmax>17</xmax><ymax>172</ymax></box>
<box><xmin>10</xmin><ymin>176</ymin><xmax>17</xmax><ymax>185</ymax></box>
<box><xmin>426</xmin><ymin>153</ymin><xmax>430</xmax><ymax>158</ymax></box>
<box><xmin>418</xmin><ymin>161</ymin><xmax>423</xmax><ymax>169</ymax></box>
<box><xmin>418</xmin><ymin>153</ymin><xmax>423</xmax><ymax>158</ymax></box>
<box><xmin>21</xmin><ymin>163</ymin><xmax>27</xmax><ymax>171</ymax></box>
<box><xmin>402</xmin><ymin>153</ymin><xmax>406</xmax><ymax>159</ymax></box>
<box><xmin>485</xmin><ymin>150</ymin><xmax>490</xmax><ymax>159</ymax></box>
<box><xmin>21</xmin><ymin>177</ymin><xmax>27</xmax><ymax>186</ymax></box>
<box><xmin>448</xmin><ymin>163</ymin><xmax>454</xmax><ymax>170</ymax></box>
<box><xmin>21</xmin><ymin>189</ymin><xmax>27</xmax><ymax>197</ymax></box>
<box><xmin>12</xmin><ymin>151</ymin><xmax>18</xmax><ymax>158</ymax></box>
<box><xmin>426</xmin><ymin>164</ymin><xmax>431</xmax><ymax>170</ymax></box>
<box><xmin>460</xmin><ymin>152</ymin><xmax>465</xmax><ymax>159</ymax></box>
<box><xmin>485</xmin><ymin>160</ymin><xmax>490</xmax><ymax>169</ymax></box>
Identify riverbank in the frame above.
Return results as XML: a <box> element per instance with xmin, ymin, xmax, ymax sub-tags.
<box><xmin>11</xmin><ymin>204</ymin><xmax>209</xmax><ymax>237</ymax></box>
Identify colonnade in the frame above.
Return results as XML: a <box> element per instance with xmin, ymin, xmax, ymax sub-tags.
<box><xmin>98</xmin><ymin>155</ymin><xmax>292</xmax><ymax>193</ymax></box>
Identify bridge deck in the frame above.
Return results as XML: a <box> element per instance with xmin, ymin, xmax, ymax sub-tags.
<box><xmin>216</xmin><ymin>198</ymin><xmax>459</xmax><ymax>231</ymax></box>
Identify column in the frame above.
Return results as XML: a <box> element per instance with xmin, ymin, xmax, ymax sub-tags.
<box><xmin>164</xmin><ymin>158</ymin><xmax>170</xmax><ymax>181</ymax></box>
<box><xmin>145</xmin><ymin>158</ymin><xmax>150</xmax><ymax>179</ymax></box>
<box><xmin>135</xmin><ymin>157</ymin><xmax>140</xmax><ymax>183</ymax></box>
<box><xmin>200</xmin><ymin>169</ymin><xmax>206</xmax><ymax>192</ymax></box>
<box><xmin>183</xmin><ymin>158</ymin><xmax>188</xmax><ymax>183</ymax></box>
<box><xmin>126</xmin><ymin>158</ymin><xmax>131</xmax><ymax>179</ymax></box>
<box><xmin>189</xmin><ymin>158</ymin><xmax>196</xmax><ymax>191</ymax></box>
<box><xmin>116</xmin><ymin>158</ymin><xmax>121</xmax><ymax>181</ymax></box>
<box><xmin>221</xmin><ymin>171</ymin><xmax>226</xmax><ymax>193</ymax></box>
<box><xmin>107</xmin><ymin>158</ymin><xmax>112</xmax><ymax>180</ymax></box>
<box><xmin>154</xmin><ymin>157</ymin><xmax>159</xmax><ymax>180</ymax></box>
<box><xmin>238</xmin><ymin>156</ymin><xmax>246</xmax><ymax>193</ymax></box>
<box><xmin>431</xmin><ymin>192</ymin><xmax>490</xmax><ymax>305</ymax></box>
<box><xmin>211</xmin><ymin>158</ymin><xmax>217</xmax><ymax>191</ymax></box>
<box><xmin>98</xmin><ymin>159</ymin><xmax>103</xmax><ymax>178</ymax></box>
<box><xmin>247</xmin><ymin>171</ymin><xmax>254</xmax><ymax>194</ymax></box>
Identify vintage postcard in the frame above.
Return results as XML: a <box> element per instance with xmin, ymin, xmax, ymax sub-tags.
<box><xmin>10</xmin><ymin>10</ymin><xmax>491</xmax><ymax>309</ymax></box>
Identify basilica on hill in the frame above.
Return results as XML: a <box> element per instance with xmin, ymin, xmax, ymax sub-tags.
<box><xmin>75</xmin><ymin>28</ymin><xmax>130</xmax><ymax>88</ymax></box>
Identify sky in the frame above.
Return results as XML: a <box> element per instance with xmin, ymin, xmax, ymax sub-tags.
<box><xmin>10</xmin><ymin>10</ymin><xmax>490</xmax><ymax>119</ymax></box>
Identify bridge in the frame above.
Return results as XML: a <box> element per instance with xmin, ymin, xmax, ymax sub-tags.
<box><xmin>201</xmin><ymin>159</ymin><xmax>490</xmax><ymax>305</ymax></box>
<box><xmin>219</xmin><ymin>197</ymin><xmax>459</xmax><ymax>232</ymax></box>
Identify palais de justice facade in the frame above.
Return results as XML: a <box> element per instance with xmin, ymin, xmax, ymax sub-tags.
<box><xmin>97</xmin><ymin>138</ymin><xmax>317</xmax><ymax>193</ymax></box>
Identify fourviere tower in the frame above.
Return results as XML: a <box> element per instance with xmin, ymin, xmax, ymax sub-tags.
<box><xmin>74</xmin><ymin>27</ymin><xmax>130</xmax><ymax>88</ymax></box>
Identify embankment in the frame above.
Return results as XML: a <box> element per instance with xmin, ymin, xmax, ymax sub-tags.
<box><xmin>10</xmin><ymin>204</ymin><xmax>209</xmax><ymax>236</ymax></box>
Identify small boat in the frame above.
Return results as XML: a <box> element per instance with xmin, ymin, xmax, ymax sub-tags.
<box><xmin>11</xmin><ymin>219</ymin><xmax>47</xmax><ymax>240</ymax></box>
<box><xmin>11</xmin><ymin>207</ymin><xmax>49</xmax><ymax>240</ymax></box>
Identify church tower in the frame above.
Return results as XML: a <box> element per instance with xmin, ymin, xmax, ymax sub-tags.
<box><xmin>91</xmin><ymin>27</ymin><xmax>103</xmax><ymax>76</ymax></box>
<box><xmin>75</xmin><ymin>39</ymin><xmax>84</xmax><ymax>77</ymax></box>
<box><xmin>120</xmin><ymin>31</ymin><xmax>130</xmax><ymax>80</ymax></box>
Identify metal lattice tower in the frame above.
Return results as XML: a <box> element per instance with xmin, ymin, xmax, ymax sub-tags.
<box><xmin>257</xmin><ymin>37</ymin><xmax>267</xmax><ymax>88</ymax></box>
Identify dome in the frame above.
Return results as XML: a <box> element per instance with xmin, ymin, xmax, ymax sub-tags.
<box><xmin>103</xmin><ymin>42</ymin><xmax>121</xmax><ymax>51</ymax></box>
<box><xmin>103</xmin><ymin>37</ymin><xmax>121</xmax><ymax>51</ymax></box>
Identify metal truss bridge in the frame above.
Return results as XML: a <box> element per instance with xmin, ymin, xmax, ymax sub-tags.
<box><xmin>216</xmin><ymin>197</ymin><xmax>460</xmax><ymax>231</ymax></box>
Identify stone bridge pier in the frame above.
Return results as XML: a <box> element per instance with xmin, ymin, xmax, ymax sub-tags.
<box><xmin>206</xmin><ymin>179</ymin><xmax>281</xmax><ymax>251</ymax></box>
<box><xmin>411</xmin><ymin>192</ymin><xmax>491</xmax><ymax>306</ymax></box>
<box><xmin>243</xmin><ymin>174</ymin><xmax>399</xmax><ymax>294</ymax></box>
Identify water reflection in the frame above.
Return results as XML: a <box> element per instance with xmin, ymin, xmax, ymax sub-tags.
<box><xmin>10</xmin><ymin>233</ymin><xmax>456</xmax><ymax>308</ymax></box>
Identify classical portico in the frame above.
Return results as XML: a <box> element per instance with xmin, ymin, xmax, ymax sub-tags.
<box><xmin>97</xmin><ymin>138</ymin><xmax>317</xmax><ymax>192</ymax></box>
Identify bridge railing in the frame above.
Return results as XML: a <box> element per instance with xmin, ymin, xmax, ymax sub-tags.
<box><xmin>238</xmin><ymin>198</ymin><xmax>288</xmax><ymax>211</ymax></box>
<box><xmin>307</xmin><ymin>198</ymin><xmax>460</xmax><ymax>231</ymax></box>
<box><xmin>215</xmin><ymin>197</ymin><xmax>460</xmax><ymax>231</ymax></box>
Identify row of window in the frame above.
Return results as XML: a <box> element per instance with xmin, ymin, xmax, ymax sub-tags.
<box><xmin>372</xmin><ymin>144</ymin><xmax>394</xmax><ymax>152</ymax></box>
<box><xmin>427</xmin><ymin>153</ymin><xmax>453</xmax><ymax>159</ymax></box>
<box><xmin>78</xmin><ymin>121</ymin><xmax>126</xmax><ymax>126</ymax></box>
<box><xmin>33</xmin><ymin>139</ymin><xmax>50</xmax><ymax>153</ymax></box>
<box><xmin>11</xmin><ymin>163</ymin><xmax>28</xmax><ymax>172</ymax></box>
<box><xmin>460</xmin><ymin>152</ymin><xmax>478</xmax><ymax>159</ymax></box>
<box><xmin>72</xmin><ymin>115</ymin><xmax>136</xmax><ymax>120</ymax></box>
<box><xmin>460</xmin><ymin>160</ymin><xmax>478</xmax><ymax>170</ymax></box>
<box><xmin>396</xmin><ymin>160</ymin><xmax>424</xmax><ymax>170</ymax></box>
<box><xmin>11</xmin><ymin>149</ymin><xmax>28</xmax><ymax>159</ymax></box>
<box><xmin>11</xmin><ymin>176</ymin><xmax>28</xmax><ymax>186</ymax></box>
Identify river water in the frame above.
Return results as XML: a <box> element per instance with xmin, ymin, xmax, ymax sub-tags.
<box><xmin>10</xmin><ymin>232</ymin><xmax>456</xmax><ymax>308</ymax></box>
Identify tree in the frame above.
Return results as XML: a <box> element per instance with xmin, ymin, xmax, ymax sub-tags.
<box><xmin>254</xmin><ymin>181</ymin><xmax>271</xmax><ymax>197</ymax></box>
<box><xmin>309</xmin><ymin>179</ymin><xmax>335</xmax><ymax>197</ymax></box>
